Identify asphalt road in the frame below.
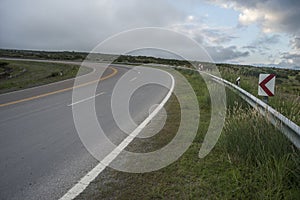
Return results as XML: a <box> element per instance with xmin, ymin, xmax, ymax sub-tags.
<box><xmin>0</xmin><ymin>61</ymin><xmax>171</xmax><ymax>200</ymax></box>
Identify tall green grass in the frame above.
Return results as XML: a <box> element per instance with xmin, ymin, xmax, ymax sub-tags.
<box><xmin>222</xmin><ymin>106</ymin><xmax>300</xmax><ymax>199</ymax></box>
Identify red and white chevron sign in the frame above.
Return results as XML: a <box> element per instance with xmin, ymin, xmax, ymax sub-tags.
<box><xmin>258</xmin><ymin>74</ymin><xmax>276</xmax><ymax>96</ymax></box>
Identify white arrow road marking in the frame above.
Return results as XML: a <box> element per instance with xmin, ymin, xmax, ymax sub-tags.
<box><xmin>68</xmin><ymin>92</ymin><xmax>105</xmax><ymax>106</ymax></box>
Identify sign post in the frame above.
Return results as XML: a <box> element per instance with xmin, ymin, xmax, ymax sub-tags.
<box><xmin>258</xmin><ymin>74</ymin><xmax>276</xmax><ymax>104</ymax></box>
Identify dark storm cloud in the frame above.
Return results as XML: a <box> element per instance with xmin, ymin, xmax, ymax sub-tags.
<box><xmin>281</xmin><ymin>52</ymin><xmax>300</xmax><ymax>60</ymax></box>
<box><xmin>243</xmin><ymin>34</ymin><xmax>280</xmax><ymax>54</ymax></box>
<box><xmin>170</xmin><ymin>19</ymin><xmax>248</xmax><ymax>62</ymax></box>
<box><xmin>206</xmin><ymin>45</ymin><xmax>249</xmax><ymax>62</ymax></box>
<box><xmin>0</xmin><ymin>0</ymin><xmax>185</xmax><ymax>51</ymax></box>
<box><xmin>291</xmin><ymin>37</ymin><xmax>300</xmax><ymax>50</ymax></box>
<box><xmin>242</xmin><ymin>45</ymin><xmax>257</xmax><ymax>53</ymax></box>
<box><xmin>201</xmin><ymin>28</ymin><xmax>238</xmax><ymax>44</ymax></box>
<box><xmin>257</xmin><ymin>34</ymin><xmax>281</xmax><ymax>44</ymax></box>
<box><xmin>278</xmin><ymin>52</ymin><xmax>300</xmax><ymax>68</ymax></box>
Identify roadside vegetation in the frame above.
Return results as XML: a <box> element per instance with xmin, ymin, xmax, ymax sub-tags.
<box><xmin>217</xmin><ymin>63</ymin><xmax>300</xmax><ymax>125</ymax></box>
<box><xmin>0</xmin><ymin>59</ymin><xmax>91</xmax><ymax>93</ymax></box>
<box><xmin>0</xmin><ymin>49</ymin><xmax>193</xmax><ymax>66</ymax></box>
<box><xmin>77</xmin><ymin>68</ymin><xmax>300</xmax><ymax>200</ymax></box>
<box><xmin>0</xmin><ymin>49</ymin><xmax>88</xmax><ymax>61</ymax></box>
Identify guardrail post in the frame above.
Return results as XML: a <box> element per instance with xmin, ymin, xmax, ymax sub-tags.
<box><xmin>262</xmin><ymin>96</ymin><xmax>268</xmax><ymax>104</ymax></box>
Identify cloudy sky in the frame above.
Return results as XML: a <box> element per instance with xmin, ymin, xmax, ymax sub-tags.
<box><xmin>0</xmin><ymin>0</ymin><xmax>299</xmax><ymax>68</ymax></box>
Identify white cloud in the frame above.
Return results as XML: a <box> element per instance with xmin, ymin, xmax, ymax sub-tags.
<box><xmin>207</xmin><ymin>0</ymin><xmax>300</xmax><ymax>66</ymax></box>
<box><xmin>208</xmin><ymin>0</ymin><xmax>300</xmax><ymax>43</ymax></box>
<box><xmin>238</xmin><ymin>8</ymin><xmax>264</xmax><ymax>25</ymax></box>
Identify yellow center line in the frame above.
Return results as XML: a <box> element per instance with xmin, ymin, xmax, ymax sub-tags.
<box><xmin>0</xmin><ymin>67</ymin><xmax>118</xmax><ymax>107</ymax></box>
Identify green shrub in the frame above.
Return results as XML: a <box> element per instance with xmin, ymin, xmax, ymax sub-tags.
<box><xmin>48</xmin><ymin>71</ymin><xmax>62</xmax><ymax>78</ymax></box>
<box><xmin>0</xmin><ymin>62</ymin><xmax>9</xmax><ymax>67</ymax></box>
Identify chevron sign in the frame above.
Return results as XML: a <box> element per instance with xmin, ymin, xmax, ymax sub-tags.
<box><xmin>258</xmin><ymin>74</ymin><xmax>276</xmax><ymax>96</ymax></box>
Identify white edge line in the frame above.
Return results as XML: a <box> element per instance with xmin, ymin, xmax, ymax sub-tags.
<box><xmin>68</xmin><ymin>92</ymin><xmax>105</xmax><ymax>106</ymax></box>
<box><xmin>59</xmin><ymin>69</ymin><xmax>175</xmax><ymax>200</ymax></box>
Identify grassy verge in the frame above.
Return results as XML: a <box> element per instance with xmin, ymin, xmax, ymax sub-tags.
<box><xmin>76</xmin><ymin>68</ymin><xmax>299</xmax><ymax>199</ymax></box>
<box><xmin>0</xmin><ymin>59</ymin><xmax>91</xmax><ymax>93</ymax></box>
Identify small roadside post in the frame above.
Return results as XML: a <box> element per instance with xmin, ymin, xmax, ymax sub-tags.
<box><xmin>236</xmin><ymin>77</ymin><xmax>240</xmax><ymax>86</ymax></box>
<box><xmin>258</xmin><ymin>74</ymin><xmax>276</xmax><ymax>104</ymax></box>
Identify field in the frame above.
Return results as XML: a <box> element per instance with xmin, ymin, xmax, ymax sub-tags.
<box><xmin>0</xmin><ymin>59</ymin><xmax>91</xmax><ymax>94</ymax></box>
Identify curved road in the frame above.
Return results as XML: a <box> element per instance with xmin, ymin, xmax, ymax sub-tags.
<box><xmin>0</xmin><ymin>60</ymin><xmax>172</xmax><ymax>200</ymax></box>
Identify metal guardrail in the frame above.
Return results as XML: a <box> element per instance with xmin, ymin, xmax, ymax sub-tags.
<box><xmin>200</xmin><ymin>71</ymin><xmax>300</xmax><ymax>149</ymax></box>
<box><xmin>165</xmin><ymin>65</ymin><xmax>300</xmax><ymax>149</ymax></box>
